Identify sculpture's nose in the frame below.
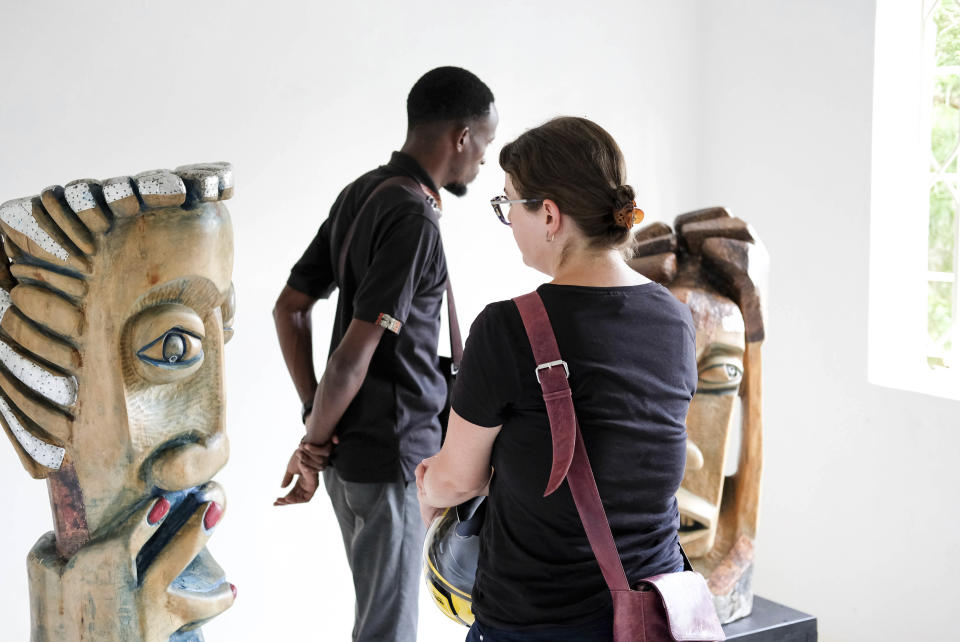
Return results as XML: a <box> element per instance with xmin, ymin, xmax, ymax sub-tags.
<box><xmin>685</xmin><ymin>440</ymin><xmax>705</xmax><ymax>472</ymax></box>
<box><xmin>149</xmin><ymin>432</ymin><xmax>229</xmax><ymax>491</ymax></box>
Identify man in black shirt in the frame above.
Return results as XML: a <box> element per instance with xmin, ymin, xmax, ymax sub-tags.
<box><xmin>272</xmin><ymin>67</ymin><xmax>497</xmax><ymax>641</ymax></box>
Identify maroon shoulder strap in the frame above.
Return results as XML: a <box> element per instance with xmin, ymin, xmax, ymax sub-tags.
<box><xmin>512</xmin><ymin>291</ymin><xmax>630</xmax><ymax>592</ymax></box>
<box><xmin>337</xmin><ymin>175</ymin><xmax>462</xmax><ymax>368</ymax></box>
<box><xmin>512</xmin><ymin>292</ymin><xmax>576</xmax><ymax>497</ymax></box>
<box><xmin>446</xmin><ymin>280</ymin><xmax>463</xmax><ymax>368</ymax></box>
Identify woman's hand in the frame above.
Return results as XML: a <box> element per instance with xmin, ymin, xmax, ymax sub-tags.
<box><xmin>414</xmin><ymin>456</ymin><xmax>433</xmax><ymax>494</ymax></box>
<box><xmin>415</xmin><ymin>458</ymin><xmax>445</xmax><ymax>526</ymax></box>
<box><xmin>415</xmin><ymin>410</ymin><xmax>501</xmax><ymax>509</ymax></box>
<box><xmin>419</xmin><ymin>500</ymin><xmax>445</xmax><ymax>528</ymax></box>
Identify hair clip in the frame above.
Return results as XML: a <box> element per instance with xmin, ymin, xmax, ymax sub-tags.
<box><xmin>614</xmin><ymin>201</ymin><xmax>644</xmax><ymax>229</ymax></box>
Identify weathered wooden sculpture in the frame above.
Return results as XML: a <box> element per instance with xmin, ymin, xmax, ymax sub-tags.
<box><xmin>628</xmin><ymin>207</ymin><xmax>768</xmax><ymax>624</ymax></box>
<box><xmin>0</xmin><ymin>163</ymin><xmax>236</xmax><ymax>641</ymax></box>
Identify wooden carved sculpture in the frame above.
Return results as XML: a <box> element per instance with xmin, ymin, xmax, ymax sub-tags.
<box><xmin>0</xmin><ymin>163</ymin><xmax>236</xmax><ymax>641</ymax></box>
<box><xmin>628</xmin><ymin>207</ymin><xmax>768</xmax><ymax>623</ymax></box>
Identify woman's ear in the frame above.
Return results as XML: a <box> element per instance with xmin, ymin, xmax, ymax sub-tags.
<box><xmin>542</xmin><ymin>199</ymin><xmax>562</xmax><ymax>236</ymax></box>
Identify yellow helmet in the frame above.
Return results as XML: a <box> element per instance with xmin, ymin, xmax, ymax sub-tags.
<box><xmin>422</xmin><ymin>496</ymin><xmax>486</xmax><ymax>627</ymax></box>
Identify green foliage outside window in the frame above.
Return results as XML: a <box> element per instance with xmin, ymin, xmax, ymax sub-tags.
<box><xmin>929</xmin><ymin>184</ymin><xmax>955</xmax><ymax>273</ymax></box>
<box><xmin>928</xmin><ymin>0</ymin><xmax>960</xmax><ymax>366</ymax></box>
<box><xmin>935</xmin><ymin>0</ymin><xmax>960</xmax><ymax>66</ymax></box>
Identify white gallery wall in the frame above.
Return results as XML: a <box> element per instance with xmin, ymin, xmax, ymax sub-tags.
<box><xmin>1</xmin><ymin>1</ymin><xmax>955</xmax><ymax>641</ymax></box>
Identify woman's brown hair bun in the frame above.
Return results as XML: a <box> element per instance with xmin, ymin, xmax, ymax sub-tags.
<box><xmin>612</xmin><ymin>185</ymin><xmax>638</xmax><ymax>229</ymax></box>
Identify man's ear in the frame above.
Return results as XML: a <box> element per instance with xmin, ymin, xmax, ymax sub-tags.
<box><xmin>454</xmin><ymin>125</ymin><xmax>470</xmax><ymax>151</ymax></box>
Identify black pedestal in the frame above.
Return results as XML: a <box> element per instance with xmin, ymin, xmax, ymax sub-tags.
<box><xmin>722</xmin><ymin>596</ymin><xmax>817</xmax><ymax>641</ymax></box>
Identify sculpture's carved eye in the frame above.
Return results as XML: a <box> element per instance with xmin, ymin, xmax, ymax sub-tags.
<box><xmin>129</xmin><ymin>304</ymin><xmax>206</xmax><ymax>384</ymax></box>
<box><xmin>697</xmin><ymin>354</ymin><xmax>743</xmax><ymax>394</ymax></box>
<box><xmin>137</xmin><ymin>329</ymin><xmax>204</xmax><ymax>368</ymax></box>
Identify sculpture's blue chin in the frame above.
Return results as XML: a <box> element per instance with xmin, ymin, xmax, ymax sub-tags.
<box><xmin>171</xmin><ymin>546</ymin><xmax>227</xmax><ymax>593</ymax></box>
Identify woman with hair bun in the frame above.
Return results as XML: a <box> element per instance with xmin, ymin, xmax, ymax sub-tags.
<box><xmin>417</xmin><ymin>117</ymin><xmax>697</xmax><ymax>641</ymax></box>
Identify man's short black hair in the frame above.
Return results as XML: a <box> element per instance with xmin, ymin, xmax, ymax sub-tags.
<box><xmin>407</xmin><ymin>66</ymin><xmax>494</xmax><ymax>129</ymax></box>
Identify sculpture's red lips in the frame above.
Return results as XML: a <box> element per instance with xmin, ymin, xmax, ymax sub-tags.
<box><xmin>138</xmin><ymin>482</ymin><xmax>236</xmax><ymax>632</ymax></box>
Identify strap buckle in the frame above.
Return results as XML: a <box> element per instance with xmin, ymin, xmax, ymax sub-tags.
<box><xmin>535</xmin><ymin>360</ymin><xmax>569</xmax><ymax>383</ymax></box>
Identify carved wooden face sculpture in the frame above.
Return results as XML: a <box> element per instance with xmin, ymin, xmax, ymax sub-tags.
<box><xmin>628</xmin><ymin>207</ymin><xmax>766</xmax><ymax>623</ymax></box>
<box><xmin>670</xmin><ymin>283</ymin><xmax>746</xmax><ymax>558</ymax></box>
<box><xmin>0</xmin><ymin>164</ymin><xmax>237</xmax><ymax>640</ymax></box>
<box><xmin>75</xmin><ymin>200</ymin><xmax>234</xmax><ymax>540</ymax></box>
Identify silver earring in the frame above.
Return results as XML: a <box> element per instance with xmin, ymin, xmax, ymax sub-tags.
<box><xmin>546</xmin><ymin>233</ymin><xmax>554</xmax><ymax>243</ymax></box>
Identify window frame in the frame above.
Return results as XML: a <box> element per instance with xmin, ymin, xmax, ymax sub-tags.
<box><xmin>927</xmin><ymin>0</ymin><xmax>960</xmax><ymax>369</ymax></box>
<box><xmin>868</xmin><ymin>0</ymin><xmax>960</xmax><ymax>400</ymax></box>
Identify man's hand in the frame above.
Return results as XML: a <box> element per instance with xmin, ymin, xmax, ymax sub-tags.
<box><xmin>297</xmin><ymin>436</ymin><xmax>338</xmax><ymax>471</ymax></box>
<box><xmin>274</xmin><ymin>449</ymin><xmax>320</xmax><ymax>506</ymax></box>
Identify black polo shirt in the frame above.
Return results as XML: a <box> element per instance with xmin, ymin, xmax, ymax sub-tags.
<box><xmin>287</xmin><ymin>152</ymin><xmax>448</xmax><ymax>482</ymax></box>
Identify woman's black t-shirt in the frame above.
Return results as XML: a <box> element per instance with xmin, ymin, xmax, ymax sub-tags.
<box><xmin>451</xmin><ymin>282</ymin><xmax>697</xmax><ymax>630</ymax></box>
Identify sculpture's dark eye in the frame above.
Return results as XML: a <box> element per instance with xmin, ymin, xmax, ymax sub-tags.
<box><xmin>138</xmin><ymin>328</ymin><xmax>203</xmax><ymax>369</ymax></box>
<box><xmin>697</xmin><ymin>357</ymin><xmax>743</xmax><ymax>394</ymax></box>
<box><xmin>163</xmin><ymin>333</ymin><xmax>186</xmax><ymax>362</ymax></box>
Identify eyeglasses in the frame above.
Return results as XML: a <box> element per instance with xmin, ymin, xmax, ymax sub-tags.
<box><xmin>489</xmin><ymin>195</ymin><xmax>543</xmax><ymax>226</ymax></box>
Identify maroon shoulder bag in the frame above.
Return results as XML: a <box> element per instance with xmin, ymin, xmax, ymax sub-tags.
<box><xmin>512</xmin><ymin>291</ymin><xmax>725</xmax><ymax>642</ymax></box>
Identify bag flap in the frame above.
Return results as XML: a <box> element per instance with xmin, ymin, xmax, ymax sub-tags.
<box><xmin>639</xmin><ymin>571</ymin><xmax>725</xmax><ymax>641</ymax></box>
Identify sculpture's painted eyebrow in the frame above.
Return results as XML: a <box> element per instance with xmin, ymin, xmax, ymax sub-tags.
<box><xmin>130</xmin><ymin>277</ymin><xmax>223</xmax><ymax>318</ymax></box>
<box><xmin>142</xmin><ymin>282</ymin><xmax>193</xmax><ymax>305</ymax></box>
<box><xmin>700</xmin><ymin>343</ymin><xmax>745</xmax><ymax>359</ymax></box>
